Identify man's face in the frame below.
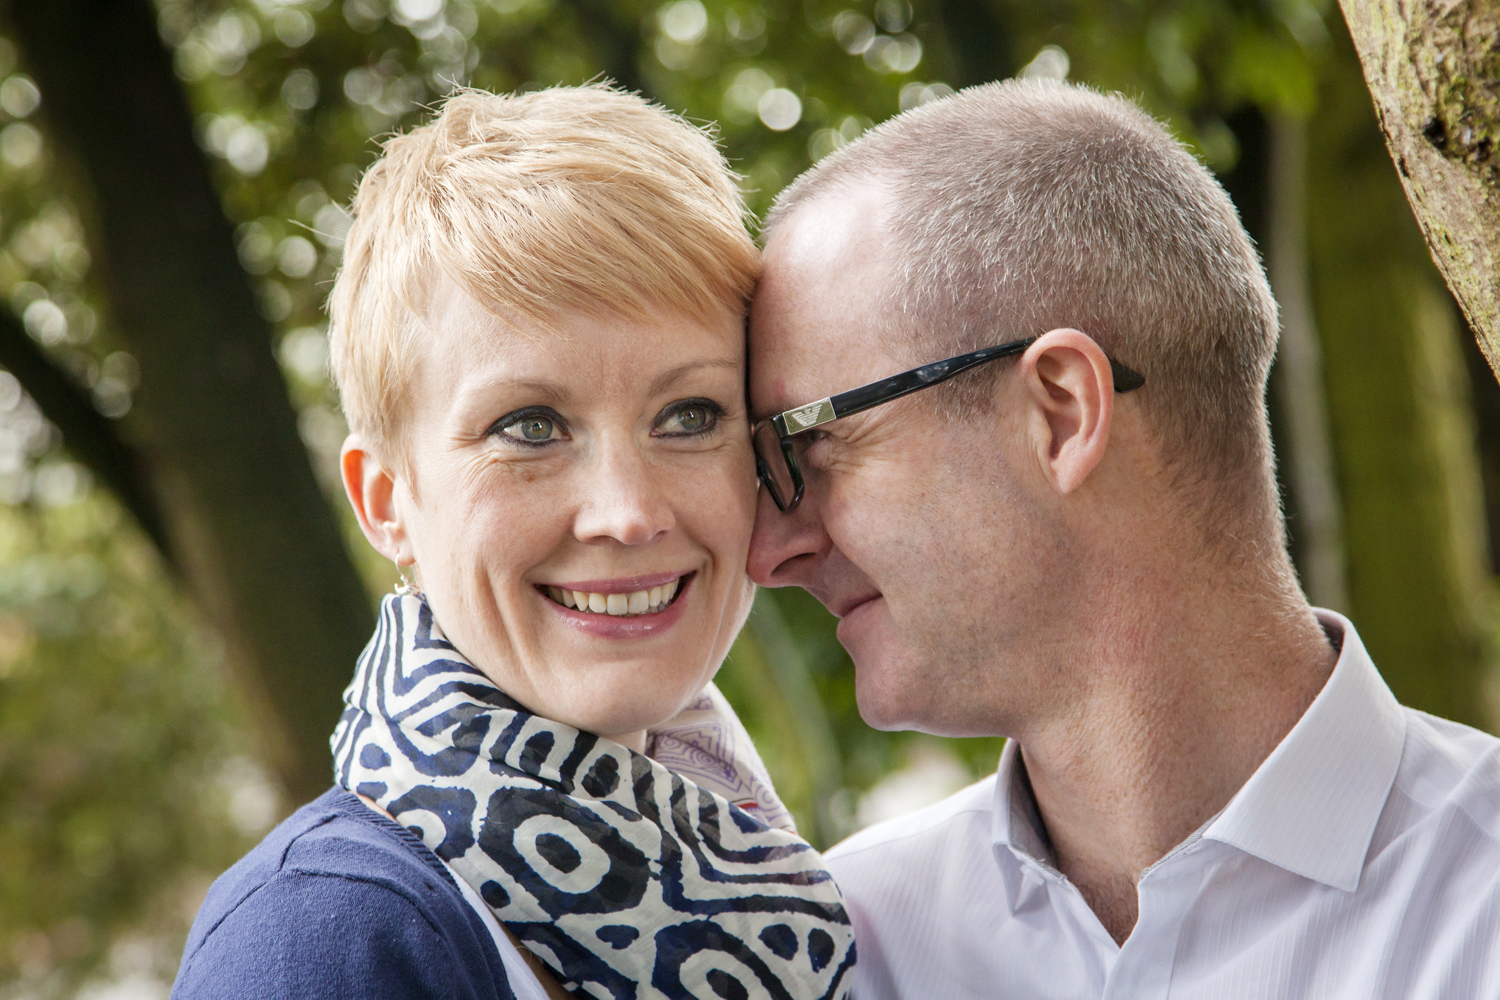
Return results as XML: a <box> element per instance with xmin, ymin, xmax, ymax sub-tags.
<box><xmin>747</xmin><ymin>185</ymin><xmax>1076</xmax><ymax>737</ymax></box>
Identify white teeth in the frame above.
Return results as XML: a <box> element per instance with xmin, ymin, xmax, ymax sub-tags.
<box><xmin>547</xmin><ymin>578</ymin><xmax>685</xmax><ymax>616</ymax></box>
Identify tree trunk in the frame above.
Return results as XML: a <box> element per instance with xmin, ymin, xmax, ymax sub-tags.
<box><xmin>1338</xmin><ymin>0</ymin><xmax>1500</xmax><ymax>378</ymax></box>
<box><xmin>1309</xmin><ymin>19</ymin><xmax>1495</xmax><ymax>729</ymax></box>
<box><xmin>5</xmin><ymin>0</ymin><xmax>375</xmax><ymax>803</ymax></box>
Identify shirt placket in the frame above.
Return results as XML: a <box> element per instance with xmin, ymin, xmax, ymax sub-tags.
<box><xmin>1101</xmin><ymin>839</ymin><xmax>1218</xmax><ymax>1000</ymax></box>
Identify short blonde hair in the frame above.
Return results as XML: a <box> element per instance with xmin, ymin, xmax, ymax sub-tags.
<box><xmin>769</xmin><ymin>80</ymin><xmax>1279</xmax><ymax>511</ymax></box>
<box><xmin>328</xmin><ymin>84</ymin><xmax>759</xmax><ymax>463</ymax></box>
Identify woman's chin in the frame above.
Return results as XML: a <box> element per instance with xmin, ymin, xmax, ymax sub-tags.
<box><xmin>570</xmin><ymin>697</ymin><xmax>689</xmax><ymax>746</ymax></box>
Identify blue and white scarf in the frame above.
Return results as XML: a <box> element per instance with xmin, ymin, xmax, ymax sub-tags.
<box><xmin>331</xmin><ymin>594</ymin><xmax>856</xmax><ymax>1000</ymax></box>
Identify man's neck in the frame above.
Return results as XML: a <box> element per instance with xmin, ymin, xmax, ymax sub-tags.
<box><xmin>1013</xmin><ymin>570</ymin><xmax>1339</xmax><ymax>946</ymax></box>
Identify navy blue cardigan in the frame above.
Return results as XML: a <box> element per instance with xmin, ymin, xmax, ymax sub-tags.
<box><xmin>172</xmin><ymin>788</ymin><xmax>515</xmax><ymax>999</ymax></box>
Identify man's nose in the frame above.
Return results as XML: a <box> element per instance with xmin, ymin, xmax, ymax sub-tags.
<box><xmin>573</xmin><ymin>444</ymin><xmax>675</xmax><ymax>546</ymax></box>
<box><xmin>747</xmin><ymin>481</ymin><xmax>829</xmax><ymax>587</ymax></box>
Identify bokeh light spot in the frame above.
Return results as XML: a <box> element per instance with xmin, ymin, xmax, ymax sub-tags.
<box><xmin>659</xmin><ymin>0</ymin><xmax>708</xmax><ymax>43</ymax></box>
<box><xmin>1019</xmin><ymin>44</ymin><xmax>1070</xmax><ymax>81</ymax></box>
<box><xmin>0</xmin><ymin>75</ymin><xmax>41</xmax><ymax>118</ymax></box>
<box><xmin>832</xmin><ymin>11</ymin><xmax>874</xmax><ymax>55</ymax></box>
<box><xmin>873</xmin><ymin>0</ymin><xmax>911</xmax><ymax>33</ymax></box>
<box><xmin>225</xmin><ymin>124</ymin><xmax>269</xmax><ymax>175</ymax></box>
<box><xmin>282</xmin><ymin>67</ymin><xmax>320</xmax><ymax>110</ymax></box>
<box><xmin>758</xmin><ymin>88</ymin><xmax>802</xmax><ymax>131</ymax></box>
<box><xmin>274</xmin><ymin>9</ymin><xmax>317</xmax><ymax>48</ymax></box>
<box><xmin>276</xmin><ymin>235</ymin><xmax>318</xmax><ymax>278</ymax></box>
<box><xmin>0</xmin><ymin>121</ymin><xmax>42</xmax><ymax>169</ymax></box>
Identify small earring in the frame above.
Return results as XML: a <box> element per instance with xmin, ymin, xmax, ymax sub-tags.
<box><xmin>395</xmin><ymin>564</ymin><xmax>419</xmax><ymax>597</ymax></box>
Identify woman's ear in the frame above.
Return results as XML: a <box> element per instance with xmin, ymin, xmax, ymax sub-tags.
<box><xmin>341</xmin><ymin>434</ymin><xmax>411</xmax><ymax>564</ymax></box>
<box><xmin>1020</xmin><ymin>328</ymin><xmax>1114</xmax><ymax>494</ymax></box>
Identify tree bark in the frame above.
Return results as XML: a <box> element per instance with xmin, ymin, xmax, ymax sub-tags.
<box><xmin>5</xmin><ymin>0</ymin><xmax>375</xmax><ymax>803</ymax></box>
<box><xmin>1338</xmin><ymin>0</ymin><xmax>1500</xmax><ymax>378</ymax></box>
<box><xmin>1309</xmin><ymin>19</ymin><xmax>1494</xmax><ymax>729</ymax></box>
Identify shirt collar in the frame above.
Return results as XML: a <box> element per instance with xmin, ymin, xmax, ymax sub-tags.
<box><xmin>990</xmin><ymin>739</ymin><xmax>1062</xmax><ymax>911</ymax></box>
<box><xmin>1203</xmin><ymin>610</ymin><xmax>1406</xmax><ymax>892</ymax></box>
<box><xmin>993</xmin><ymin>739</ymin><xmax>1050</xmax><ymax>865</ymax></box>
<box><xmin>990</xmin><ymin>611</ymin><xmax>1406</xmax><ymax>896</ymax></box>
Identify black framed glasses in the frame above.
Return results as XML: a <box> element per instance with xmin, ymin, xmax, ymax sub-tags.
<box><xmin>752</xmin><ymin>336</ymin><xmax>1146</xmax><ymax>511</ymax></box>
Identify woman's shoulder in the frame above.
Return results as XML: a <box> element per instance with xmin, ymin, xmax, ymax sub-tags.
<box><xmin>172</xmin><ymin>788</ymin><xmax>514</xmax><ymax>1000</ymax></box>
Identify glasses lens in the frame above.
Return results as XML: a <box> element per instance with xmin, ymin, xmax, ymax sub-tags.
<box><xmin>752</xmin><ymin>421</ymin><xmax>796</xmax><ymax>509</ymax></box>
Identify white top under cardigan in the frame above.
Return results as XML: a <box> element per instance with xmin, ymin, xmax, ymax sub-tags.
<box><xmin>444</xmin><ymin>856</ymin><xmax>552</xmax><ymax>1000</ymax></box>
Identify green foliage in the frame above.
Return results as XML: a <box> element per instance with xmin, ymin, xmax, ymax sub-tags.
<box><xmin>0</xmin><ymin>0</ymin><xmax>1493</xmax><ymax>993</ymax></box>
<box><xmin>0</xmin><ymin>494</ymin><xmax>262</xmax><ymax>997</ymax></box>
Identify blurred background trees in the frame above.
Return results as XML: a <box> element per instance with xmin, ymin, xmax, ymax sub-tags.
<box><xmin>0</xmin><ymin>0</ymin><xmax>1493</xmax><ymax>994</ymax></box>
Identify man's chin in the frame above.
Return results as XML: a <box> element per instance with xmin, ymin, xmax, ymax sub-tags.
<box><xmin>838</xmin><ymin>603</ymin><xmax>930</xmax><ymax>731</ymax></box>
<box><xmin>852</xmin><ymin>668</ymin><xmax>932</xmax><ymax>732</ymax></box>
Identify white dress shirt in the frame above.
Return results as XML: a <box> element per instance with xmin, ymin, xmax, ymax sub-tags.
<box><xmin>826</xmin><ymin>611</ymin><xmax>1500</xmax><ymax>999</ymax></box>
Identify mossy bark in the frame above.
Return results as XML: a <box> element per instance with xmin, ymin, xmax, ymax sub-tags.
<box><xmin>1309</xmin><ymin>20</ymin><xmax>1495</xmax><ymax>728</ymax></box>
<box><xmin>1338</xmin><ymin>0</ymin><xmax>1500</xmax><ymax>378</ymax></box>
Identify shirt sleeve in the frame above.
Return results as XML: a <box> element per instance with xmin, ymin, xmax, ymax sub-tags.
<box><xmin>172</xmin><ymin>869</ymin><xmax>494</xmax><ymax>1000</ymax></box>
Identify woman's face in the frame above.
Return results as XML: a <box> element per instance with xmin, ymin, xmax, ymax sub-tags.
<box><xmin>346</xmin><ymin>280</ymin><xmax>757</xmax><ymax>751</ymax></box>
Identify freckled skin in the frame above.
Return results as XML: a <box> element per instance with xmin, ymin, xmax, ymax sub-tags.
<box><xmin>343</xmin><ymin>279</ymin><xmax>757</xmax><ymax>752</ymax></box>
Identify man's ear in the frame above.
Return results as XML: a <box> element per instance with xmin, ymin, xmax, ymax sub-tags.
<box><xmin>341</xmin><ymin>434</ymin><xmax>411</xmax><ymax>564</ymax></box>
<box><xmin>1019</xmin><ymin>328</ymin><xmax>1114</xmax><ymax>494</ymax></box>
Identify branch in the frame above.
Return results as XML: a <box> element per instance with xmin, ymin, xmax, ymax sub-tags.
<box><xmin>0</xmin><ymin>310</ymin><xmax>172</xmax><ymax>561</ymax></box>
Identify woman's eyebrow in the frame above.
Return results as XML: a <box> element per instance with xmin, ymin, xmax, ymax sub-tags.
<box><xmin>451</xmin><ymin>377</ymin><xmax>569</xmax><ymax>417</ymax></box>
<box><xmin>648</xmin><ymin>358</ymin><xmax>740</xmax><ymax>396</ymax></box>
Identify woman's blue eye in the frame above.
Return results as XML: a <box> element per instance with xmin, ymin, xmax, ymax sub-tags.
<box><xmin>496</xmin><ymin>410</ymin><xmax>565</xmax><ymax>445</ymax></box>
<box><xmin>675</xmin><ymin>407</ymin><xmax>709</xmax><ymax>431</ymax></box>
<box><xmin>516</xmin><ymin>417</ymin><xmax>554</xmax><ymax>440</ymax></box>
<box><xmin>658</xmin><ymin>400</ymin><xmax>721</xmax><ymax>436</ymax></box>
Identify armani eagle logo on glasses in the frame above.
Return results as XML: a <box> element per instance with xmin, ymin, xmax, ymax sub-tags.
<box><xmin>788</xmin><ymin>401</ymin><xmax>833</xmax><ymax>428</ymax></box>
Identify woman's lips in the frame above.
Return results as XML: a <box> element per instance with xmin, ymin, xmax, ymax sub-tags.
<box><xmin>538</xmin><ymin>572</ymin><xmax>694</xmax><ymax>639</ymax></box>
<box><xmin>545</xmin><ymin>570</ymin><xmax>686</xmax><ymax>594</ymax></box>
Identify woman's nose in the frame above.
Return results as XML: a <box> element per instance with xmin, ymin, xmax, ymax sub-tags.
<box><xmin>572</xmin><ymin>443</ymin><xmax>676</xmax><ymax>546</ymax></box>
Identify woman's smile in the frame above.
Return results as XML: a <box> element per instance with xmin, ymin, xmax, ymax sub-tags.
<box><xmin>538</xmin><ymin>569</ymin><xmax>691</xmax><ymax>618</ymax></box>
<box><xmin>537</xmin><ymin>571</ymin><xmax>697</xmax><ymax>639</ymax></box>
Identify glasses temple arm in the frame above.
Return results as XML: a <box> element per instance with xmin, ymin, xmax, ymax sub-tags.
<box><xmin>828</xmin><ymin>339</ymin><xmax>1036</xmax><ymax>420</ymax></box>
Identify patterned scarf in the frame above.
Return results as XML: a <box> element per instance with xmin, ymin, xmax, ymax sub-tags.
<box><xmin>331</xmin><ymin>594</ymin><xmax>856</xmax><ymax>1000</ymax></box>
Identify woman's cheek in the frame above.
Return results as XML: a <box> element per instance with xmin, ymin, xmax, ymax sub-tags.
<box><xmin>695</xmin><ymin>445</ymin><xmax>757</xmax><ymax>554</ymax></box>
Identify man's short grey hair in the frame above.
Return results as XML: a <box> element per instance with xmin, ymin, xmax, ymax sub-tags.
<box><xmin>766</xmin><ymin>79</ymin><xmax>1280</xmax><ymax>509</ymax></box>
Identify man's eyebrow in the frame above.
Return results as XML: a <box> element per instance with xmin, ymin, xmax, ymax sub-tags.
<box><xmin>647</xmin><ymin>358</ymin><xmax>740</xmax><ymax>396</ymax></box>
